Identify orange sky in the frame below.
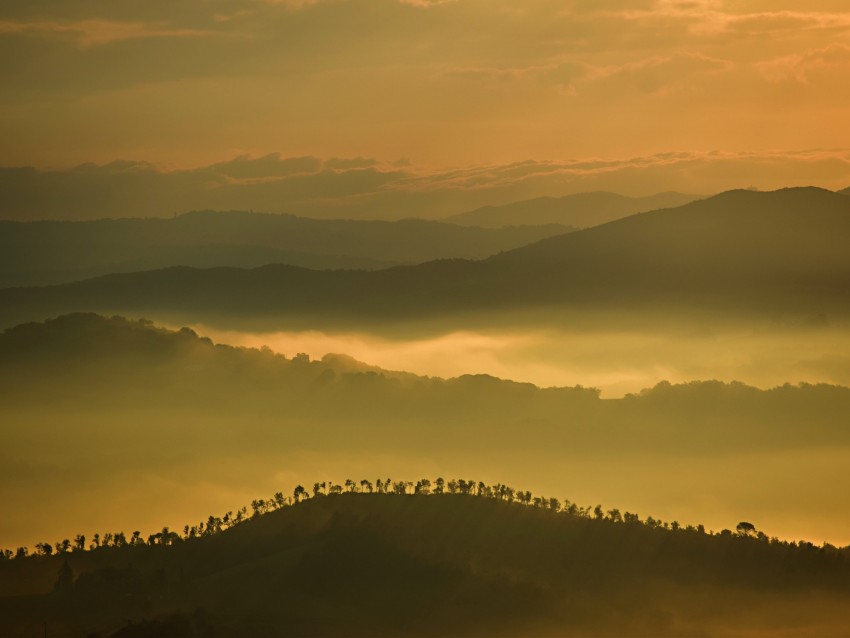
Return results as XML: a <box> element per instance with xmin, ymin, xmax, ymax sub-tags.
<box><xmin>2</xmin><ymin>0</ymin><xmax>850</xmax><ymax>194</ymax></box>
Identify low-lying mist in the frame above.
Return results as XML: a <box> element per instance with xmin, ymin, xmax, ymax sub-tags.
<box><xmin>189</xmin><ymin>322</ymin><xmax>850</xmax><ymax>398</ymax></box>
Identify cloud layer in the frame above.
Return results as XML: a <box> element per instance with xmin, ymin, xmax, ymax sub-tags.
<box><xmin>1</xmin><ymin>0</ymin><xmax>850</xmax><ymax>185</ymax></box>
<box><xmin>3</xmin><ymin>149</ymin><xmax>850</xmax><ymax>220</ymax></box>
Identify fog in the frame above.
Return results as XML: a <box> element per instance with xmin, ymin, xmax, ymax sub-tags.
<box><xmin>191</xmin><ymin>323</ymin><xmax>850</xmax><ymax>398</ymax></box>
<box><xmin>4</xmin><ymin>314</ymin><xmax>850</xmax><ymax>554</ymax></box>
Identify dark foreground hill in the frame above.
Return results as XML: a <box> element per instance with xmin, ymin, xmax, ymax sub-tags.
<box><xmin>0</xmin><ymin>211</ymin><xmax>569</xmax><ymax>287</ymax></box>
<box><xmin>1</xmin><ymin>187</ymin><xmax>848</xmax><ymax>330</ymax></box>
<box><xmin>445</xmin><ymin>191</ymin><xmax>698</xmax><ymax>228</ymax></box>
<box><xmin>2</xmin><ymin>492</ymin><xmax>850</xmax><ymax>638</ymax></box>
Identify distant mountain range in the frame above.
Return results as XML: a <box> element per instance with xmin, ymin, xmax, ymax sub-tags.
<box><xmin>2</xmin><ymin>491</ymin><xmax>849</xmax><ymax>638</ymax></box>
<box><xmin>445</xmin><ymin>191</ymin><xmax>698</xmax><ymax>228</ymax></box>
<box><xmin>2</xmin><ymin>187</ymin><xmax>848</xmax><ymax>328</ymax></box>
<box><xmin>0</xmin><ymin>211</ymin><xmax>570</xmax><ymax>287</ymax></box>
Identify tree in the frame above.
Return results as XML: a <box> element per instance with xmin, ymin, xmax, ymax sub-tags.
<box><xmin>73</xmin><ymin>534</ymin><xmax>86</xmax><ymax>552</ymax></box>
<box><xmin>360</xmin><ymin>479</ymin><xmax>373</xmax><ymax>493</ymax></box>
<box><xmin>434</xmin><ymin>478</ymin><xmax>445</xmax><ymax>494</ymax></box>
<box><xmin>736</xmin><ymin>521</ymin><xmax>757</xmax><ymax>537</ymax></box>
<box><xmin>294</xmin><ymin>485</ymin><xmax>307</xmax><ymax>503</ymax></box>
<box><xmin>35</xmin><ymin>542</ymin><xmax>53</xmax><ymax>556</ymax></box>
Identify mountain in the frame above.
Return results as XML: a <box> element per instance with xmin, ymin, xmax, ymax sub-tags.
<box><xmin>0</xmin><ymin>210</ymin><xmax>570</xmax><ymax>287</ymax></box>
<box><xmin>2</xmin><ymin>187</ymin><xmax>849</xmax><ymax>328</ymax></box>
<box><xmin>445</xmin><ymin>191</ymin><xmax>699</xmax><ymax>228</ymax></box>
<box><xmin>2</xmin><ymin>491</ymin><xmax>849</xmax><ymax>638</ymax></box>
<box><xmin>4</xmin><ymin>314</ymin><xmax>850</xmax><ymax>554</ymax></box>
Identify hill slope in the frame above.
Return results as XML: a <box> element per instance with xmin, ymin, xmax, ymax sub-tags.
<box><xmin>4</xmin><ymin>314</ymin><xmax>850</xmax><ymax>553</ymax></box>
<box><xmin>2</xmin><ymin>188</ymin><xmax>849</xmax><ymax>328</ymax></box>
<box><xmin>2</xmin><ymin>492</ymin><xmax>849</xmax><ymax>638</ymax></box>
<box><xmin>446</xmin><ymin>191</ymin><xmax>698</xmax><ymax>228</ymax></box>
<box><xmin>0</xmin><ymin>211</ymin><xmax>570</xmax><ymax>287</ymax></box>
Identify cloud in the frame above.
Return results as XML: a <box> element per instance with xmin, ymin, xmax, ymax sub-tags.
<box><xmin>0</xmin><ymin>18</ymin><xmax>212</xmax><ymax>47</ymax></box>
<box><xmin>586</xmin><ymin>52</ymin><xmax>733</xmax><ymax>95</ymax></box>
<box><xmin>3</xmin><ymin>149</ymin><xmax>850</xmax><ymax>221</ymax></box>
<box><xmin>2</xmin><ymin>0</ymin><xmax>850</xmax><ymax>170</ymax></box>
<box><xmin>757</xmin><ymin>43</ymin><xmax>850</xmax><ymax>84</ymax></box>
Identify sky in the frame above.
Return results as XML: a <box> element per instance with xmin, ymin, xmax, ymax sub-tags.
<box><xmin>2</xmin><ymin>0</ymin><xmax>850</xmax><ymax>203</ymax></box>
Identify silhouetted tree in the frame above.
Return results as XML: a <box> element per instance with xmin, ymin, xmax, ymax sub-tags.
<box><xmin>736</xmin><ymin>521</ymin><xmax>756</xmax><ymax>537</ymax></box>
<box><xmin>35</xmin><ymin>542</ymin><xmax>53</xmax><ymax>556</ymax></box>
<box><xmin>294</xmin><ymin>485</ymin><xmax>308</xmax><ymax>502</ymax></box>
<box><xmin>73</xmin><ymin>534</ymin><xmax>86</xmax><ymax>551</ymax></box>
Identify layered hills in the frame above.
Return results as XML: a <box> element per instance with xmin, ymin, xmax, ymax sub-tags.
<box><xmin>0</xmin><ymin>211</ymin><xmax>569</xmax><ymax>287</ymax></box>
<box><xmin>445</xmin><ymin>191</ymin><xmax>697</xmax><ymax>228</ymax></box>
<box><xmin>2</xmin><ymin>188</ymin><xmax>848</xmax><ymax>330</ymax></box>
<box><xmin>3</xmin><ymin>314</ymin><xmax>850</xmax><ymax>551</ymax></box>
<box><xmin>2</xmin><ymin>491</ymin><xmax>849</xmax><ymax>638</ymax></box>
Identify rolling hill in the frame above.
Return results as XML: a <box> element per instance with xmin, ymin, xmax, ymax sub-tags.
<box><xmin>1</xmin><ymin>187</ymin><xmax>849</xmax><ymax>329</ymax></box>
<box><xmin>445</xmin><ymin>191</ymin><xmax>698</xmax><ymax>228</ymax></box>
<box><xmin>4</xmin><ymin>314</ymin><xmax>850</xmax><ymax>554</ymax></box>
<box><xmin>2</xmin><ymin>491</ymin><xmax>849</xmax><ymax>637</ymax></box>
<box><xmin>0</xmin><ymin>210</ymin><xmax>570</xmax><ymax>287</ymax></box>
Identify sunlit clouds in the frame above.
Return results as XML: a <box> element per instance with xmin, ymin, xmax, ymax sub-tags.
<box><xmin>1</xmin><ymin>0</ymin><xmax>850</xmax><ymax>186</ymax></box>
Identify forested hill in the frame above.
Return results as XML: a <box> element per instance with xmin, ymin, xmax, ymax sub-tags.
<box><xmin>445</xmin><ymin>191</ymin><xmax>697</xmax><ymax>228</ymax></box>
<box><xmin>0</xmin><ymin>211</ymin><xmax>570</xmax><ymax>287</ymax></box>
<box><xmin>2</xmin><ymin>188</ymin><xmax>849</xmax><ymax>329</ymax></box>
<box><xmin>4</xmin><ymin>314</ymin><xmax>850</xmax><ymax>566</ymax></box>
<box><xmin>2</xmin><ymin>490</ymin><xmax>849</xmax><ymax>638</ymax></box>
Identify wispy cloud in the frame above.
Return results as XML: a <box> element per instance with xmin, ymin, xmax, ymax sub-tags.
<box><xmin>757</xmin><ymin>43</ymin><xmax>850</xmax><ymax>84</ymax></box>
<box><xmin>0</xmin><ymin>18</ymin><xmax>213</xmax><ymax>47</ymax></box>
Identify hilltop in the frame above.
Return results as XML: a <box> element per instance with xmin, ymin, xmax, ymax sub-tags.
<box><xmin>445</xmin><ymin>191</ymin><xmax>698</xmax><ymax>228</ymax></box>
<box><xmin>2</xmin><ymin>489</ymin><xmax>849</xmax><ymax>637</ymax></box>
<box><xmin>1</xmin><ymin>187</ymin><xmax>848</xmax><ymax>329</ymax></box>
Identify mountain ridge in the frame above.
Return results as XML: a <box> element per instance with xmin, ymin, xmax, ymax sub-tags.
<box><xmin>2</xmin><ymin>187</ymin><xmax>849</xmax><ymax>328</ymax></box>
<box><xmin>446</xmin><ymin>191</ymin><xmax>699</xmax><ymax>228</ymax></box>
<box><xmin>0</xmin><ymin>210</ymin><xmax>570</xmax><ymax>287</ymax></box>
